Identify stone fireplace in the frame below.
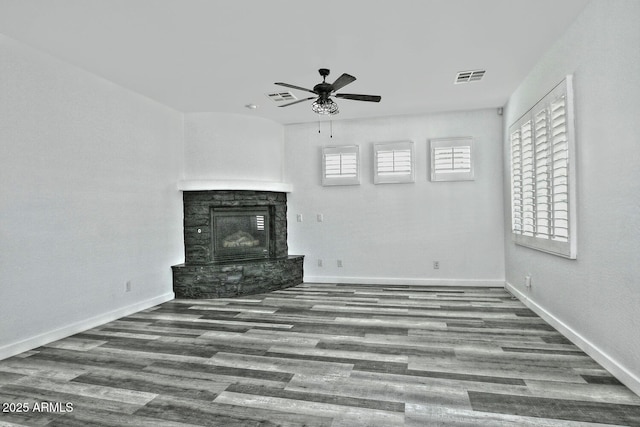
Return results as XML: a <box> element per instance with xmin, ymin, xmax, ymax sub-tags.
<box><xmin>172</xmin><ymin>190</ymin><xmax>304</xmax><ymax>298</ymax></box>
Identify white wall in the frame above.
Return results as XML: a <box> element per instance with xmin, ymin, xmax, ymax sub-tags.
<box><xmin>285</xmin><ymin>110</ymin><xmax>505</xmax><ymax>285</ymax></box>
<box><xmin>503</xmin><ymin>0</ymin><xmax>640</xmax><ymax>394</ymax></box>
<box><xmin>0</xmin><ymin>34</ymin><xmax>184</xmax><ymax>358</ymax></box>
<box><xmin>183</xmin><ymin>112</ymin><xmax>284</xmax><ymax>183</ymax></box>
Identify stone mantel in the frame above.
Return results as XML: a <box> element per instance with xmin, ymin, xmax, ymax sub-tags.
<box><xmin>177</xmin><ymin>180</ymin><xmax>293</xmax><ymax>193</ymax></box>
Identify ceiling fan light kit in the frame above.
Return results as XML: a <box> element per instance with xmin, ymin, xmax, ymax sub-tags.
<box><xmin>275</xmin><ymin>68</ymin><xmax>381</xmax><ymax>116</ymax></box>
<box><xmin>311</xmin><ymin>98</ymin><xmax>339</xmax><ymax>115</ymax></box>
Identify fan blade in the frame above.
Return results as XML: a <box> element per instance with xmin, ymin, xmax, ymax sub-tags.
<box><xmin>274</xmin><ymin>82</ymin><xmax>317</xmax><ymax>94</ymax></box>
<box><xmin>335</xmin><ymin>93</ymin><xmax>382</xmax><ymax>102</ymax></box>
<box><xmin>278</xmin><ymin>96</ymin><xmax>317</xmax><ymax>107</ymax></box>
<box><xmin>331</xmin><ymin>73</ymin><xmax>356</xmax><ymax>91</ymax></box>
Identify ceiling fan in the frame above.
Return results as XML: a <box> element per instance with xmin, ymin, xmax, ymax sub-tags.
<box><xmin>274</xmin><ymin>68</ymin><xmax>381</xmax><ymax>115</ymax></box>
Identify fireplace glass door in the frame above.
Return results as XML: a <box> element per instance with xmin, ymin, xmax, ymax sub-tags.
<box><xmin>211</xmin><ymin>208</ymin><xmax>271</xmax><ymax>261</ymax></box>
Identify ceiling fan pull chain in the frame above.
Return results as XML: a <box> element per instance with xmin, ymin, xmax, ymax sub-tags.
<box><xmin>330</xmin><ymin>120</ymin><xmax>333</xmax><ymax>138</ymax></box>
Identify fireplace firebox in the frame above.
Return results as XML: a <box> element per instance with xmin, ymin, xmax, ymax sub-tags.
<box><xmin>211</xmin><ymin>207</ymin><xmax>272</xmax><ymax>262</ymax></box>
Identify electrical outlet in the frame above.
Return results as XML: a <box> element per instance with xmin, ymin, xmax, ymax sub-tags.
<box><xmin>525</xmin><ymin>275</ymin><xmax>532</xmax><ymax>289</ymax></box>
<box><xmin>125</xmin><ymin>280</ymin><xmax>132</xmax><ymax>292</ymax></box>
<box><xmin>433</xmin><ymin>261</ymin><xmax>440</xmax><ymax>270</ymax></box>
<box><xmin>317</xmin><ymin>213</ymin><xmax>324</xmax><ymax>222</ymax></box>
<box><xmin>317</xmin><ymin>259</ymin><xmax>323</xmax><ymax>267</ymax></box>
<box><xmin>337</xmin><ymin>259</ymin><xmax>343</xmax><ymax>268</ymax></box>
<box><xmin>296</xmin><ymin>214</ymin><xmax>303</xmax><ymax>222</ymax></box>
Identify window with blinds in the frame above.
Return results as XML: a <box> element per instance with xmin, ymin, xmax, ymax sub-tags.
<box><xmin>321</xmin><ymin>145</ymin><xmax>360</xmax><ymax>186</ymax></box>
<box><xmin>430</xmin><ymin>137</ymin><xmax>474</xmax><ymax>181</ymax></box>
<box><xmin>373</xmin><ymin>141</ymin><xmax>415</xmax><ymax>184</ymax></box>
<box><xmin>509</xmin><ymin>75</ymin><xmax>576</xmax><ymax>259</ymax></box>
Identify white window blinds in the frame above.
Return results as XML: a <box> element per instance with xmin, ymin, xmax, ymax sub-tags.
<box><xmin>509</xmin><ymin>75</ymin><xmax>576</xmax><ymax>258</ymax></box>
<box><xmin>430</xmin><ymin>137</ymin><xmax>474</xmax><ymax>181</ymax></box>
<box><xmin>325</xmin><ymin>152</ymin><xmax>357</xmax><ymax>178</ymax></box>
<box><xmin>433</xmin><ymin>146</ymin><xmax>472</xmax><ymax>173</ymax></box>
<box><xmin>374</xmin><ymin>141</ymin><xmax>415</xmax><ymax>184</ymax></box>
<box><xmin>322</xmin><ymin>145</ymin><xmax>360</xmax><ymax>186</ymax></box>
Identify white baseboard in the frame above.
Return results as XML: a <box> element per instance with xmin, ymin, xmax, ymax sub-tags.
<box><xmin>304</xmin><ymin>276</ymin><xmax>505</xmax><ymax>287</ymax></box>
<box><xmin>505</xmin><ymin>282</ymin><xmax>640</xmax><ymax>397</ymax></box>
<box><xmin>0</xmin><ymin>292</ymin><xmax>174</xmax><ymax>361</ymax></box>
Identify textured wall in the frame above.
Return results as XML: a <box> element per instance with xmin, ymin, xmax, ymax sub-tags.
<box><xmin>284</xmin><ymin>109</ymin><xmax>505</xmax><ymax>285</ymax></box>
<box><xmin>0</xmin><ymin>34</ymin><xmax>184</xmax><ymax>357</ymax></box>
<box><xmin>183</xmin><ymin>112</ymin><xmax>285</xmax><ymax>183</ymax></box>
<box><xmin>502</xmin><ymin>0</ymin><xmax>640</xmax><ymax>392</ymax></box>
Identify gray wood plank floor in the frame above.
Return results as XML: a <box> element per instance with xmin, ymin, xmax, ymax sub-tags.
<box><xmin>1</xmin><ymin>283</ymin><xmax>639</xmax><ymax>426</ymax></box>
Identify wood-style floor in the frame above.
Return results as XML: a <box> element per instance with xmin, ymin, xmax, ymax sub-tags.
<box><xmin>1</xmin><ymin>283</ymin><xmax>639</xmax><ymax>426</ymax></box>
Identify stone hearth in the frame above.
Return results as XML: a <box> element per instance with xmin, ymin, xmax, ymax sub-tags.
<box><xmin>172</xmin><ymin>190</ymin><xmax>304</xmax><ymax>298</ymax></box>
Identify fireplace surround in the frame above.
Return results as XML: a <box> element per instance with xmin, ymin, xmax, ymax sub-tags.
<box><xmin>172</xmin><ymin>190</ymin><xmax>304</xmax><ymax>298</ymax></box>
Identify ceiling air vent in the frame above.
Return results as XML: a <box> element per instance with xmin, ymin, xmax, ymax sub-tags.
<box><xmin>266</xmin><ymin>92</ymin><xmax>297</xmax><ymax>102</ymax></box>
<box><xmin>455</xmin><ymin>69</ymin><xmax>486</xmax><ymax>84</ymax></box>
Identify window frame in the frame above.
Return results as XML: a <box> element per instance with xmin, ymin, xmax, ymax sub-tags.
<box><xmin>430</xmin><ymin>137</ymin><xmax>475</xmax><ymax>182</ymax></box>
<box><xmin>321</xmin><ymin>145</ymin><xmax>360</xmax><ymax>186</ymax></box>
<box><xmin>509</xmin><ymin>75</ymin><xmax>577</xmax><ymax>259</ymax></box>
<box><xmin>373</xmin><ymin>141</ymin><xmax>415</xmax><ymax>184</ymax></box>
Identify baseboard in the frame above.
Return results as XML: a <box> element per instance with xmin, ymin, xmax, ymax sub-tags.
<box><xmin>304</xmin><ymin>276</ymin><xmax>505</xmax><ymax>287</ymax></box>
<box><xmin>505</xmin><ymin>282</ymin><xmax>640</xmax><ymax>397</ymax></box>
<box><xmin>0</xmin><ymin>292</ymin><xmax>174</xmax><ymax>361</ymax></box>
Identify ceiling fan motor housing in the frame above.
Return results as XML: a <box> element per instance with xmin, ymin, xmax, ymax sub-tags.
<box><xmin>313</xmin><ymin>82</ymin><xmax>333</xmax><ymax>98</ymax></box>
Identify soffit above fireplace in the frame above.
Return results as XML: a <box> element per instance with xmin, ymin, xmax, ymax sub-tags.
<box><xmin>178</xmin><ymin>180</ymin><xmax>293</xmax><ymax>193</ymax></box>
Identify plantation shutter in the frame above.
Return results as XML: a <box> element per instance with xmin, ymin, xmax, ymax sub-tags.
<box><xmin>324</xmin><ymin>152</ymin><xmax>357</xmax><ymax>178</ymax></box>
<box><xmin>550</xmin><ymin>94</ymin><xmax>570</xmax><ymax>242</ymax></box>
<box><xmin>534</xmin><ymin>108</ymin><xmax>551</xmax><ymax>238</ymax></box>
<box><xmin>510</xmin><ymin>128</ymin><xmax>523</xmax><ymax>234</ymax></box>
<box><xmin>373</xmin><ymin>141</ymin><xmax>415</xmax><ymax>184</ymax></box>
<box><xmin>430</xmin><ymin>137</ymin><xmax>474</xmax><ymax>181</ymax></box>
<box><xmin>433</xmin><ymin>146</ymin><xmax>472</xmax><ymax>174</ymax></box>
<box><xmin>521</xmin><ymin>120</ymin><xmax>535</xmax><ymax>236</ymax></box>
<box><xmin>377</xmin><ymin>149</ymin><xmax>412</xmax><ymax>175</ymax></box>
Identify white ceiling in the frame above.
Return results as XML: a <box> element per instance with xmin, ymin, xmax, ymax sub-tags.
<box><xmin>0</xmin><ymin>0</ymin><xmax>590</xmax><ymax>124</ymax></box>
